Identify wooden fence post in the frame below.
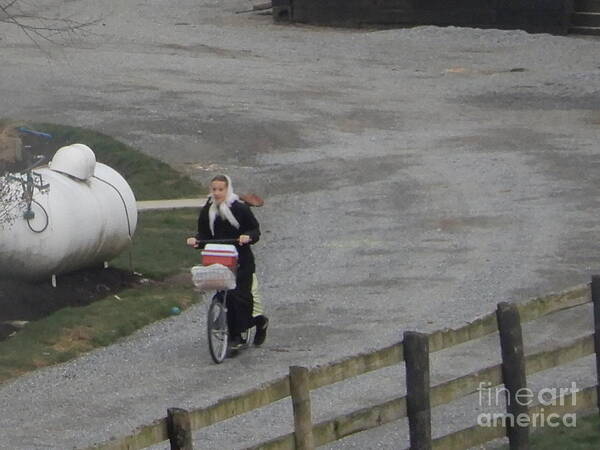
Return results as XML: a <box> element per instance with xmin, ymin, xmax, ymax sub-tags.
<box><xmin>592</xmin><ymin>275</ymin><xmax>600</xmax><ymax>417</ymax></box>
<box><xmin>289</xmin><ymin>366</ymin><xmax>315</xmax><ymax>450</ymax></box>
<box><xmin>167</xmin><ymin>407</ymin><xmax>193</xmax><ymax>450</ymax></box>
<box><xmin>496</xmin><ymin>302</ymin><xmax>529</xmax><ymax>450</ymax></box>
<box><xmin>404</xmin><ymin>331</ymin><xmax>432</xmax><ymax>450</ymax></box>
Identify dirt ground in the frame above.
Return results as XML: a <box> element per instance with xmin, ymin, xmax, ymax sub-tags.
<box><xmin>0</xmin><ymin>268</ymin><xmax>137</xmax><ymax>340</ymax></box>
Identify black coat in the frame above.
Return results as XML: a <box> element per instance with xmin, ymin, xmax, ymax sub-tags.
<box><xmin>195</xmin><ymin>199</ymin><xmax>260</xmax><ymax>278</ymax></box>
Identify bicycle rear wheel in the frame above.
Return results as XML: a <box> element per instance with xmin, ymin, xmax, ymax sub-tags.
<box><xmin>207</xmin><ymin>293</ymin><xmax>228</xmax><ymax>363</ymax></box>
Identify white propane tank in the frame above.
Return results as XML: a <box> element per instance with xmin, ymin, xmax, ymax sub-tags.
<box><xmin>0</xmin><ymin>144</ymin><xmax>138</xmax><ymax>281</ymax></box>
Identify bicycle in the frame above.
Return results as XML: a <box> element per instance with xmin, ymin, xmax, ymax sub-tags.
<box><xmin>206</xmin><ymin>289</ymin><xmax>256</xmax><ymax>363</ymax></box>
<box><xmin>191</xmin><ymin>239</ymin><xmax>255</xmax><ymax>364</ymax></box>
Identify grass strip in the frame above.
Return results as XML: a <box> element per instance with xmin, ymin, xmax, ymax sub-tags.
<box><xmin>0</xmin><ymin>283</ymin><xmax>199</xmax><ymax>385</ymax></box>
<box><xmin>497</xmin><ymin>412</ymin><xmax>600</xmax><ymax>449</ymax></box>
<box><xmin>527</xmin><ymin>412</ymin><xmax>600</xmax><ymax>449</ymax></box>
<box><xmin>111</xmin><ymin>209</ymin><xmax>201</xmax><ymax>279</ymax></box>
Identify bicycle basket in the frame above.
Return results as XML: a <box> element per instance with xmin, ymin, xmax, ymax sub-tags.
<box><xmin>191</xmin><ymin>264</ymin><xmax>236</xmax><ymax>291</ymax></box>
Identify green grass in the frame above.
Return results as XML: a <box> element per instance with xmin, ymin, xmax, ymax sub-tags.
<box><xmin>525</xmin><ymin>413</ymin><xmax>600</xmax><ymax>449</ymax></box>
<box><xmin>111</xmin><ymin>209</ymin><xmax>202</xmax><ymax>279</ymax></box>
<box><xmin>27</xmin><ymin>122</ymin><xmax>203</xmax><ymax>200</ymax></box>
<box><xmin>494</xmin><ymin>412</ymin><xmax>600</xmax><ymax>449</ymax></box>
<box><xmin>0</xmin><ymin>283</ymin><xmax>198</xmax><ymax>384</ymax></box>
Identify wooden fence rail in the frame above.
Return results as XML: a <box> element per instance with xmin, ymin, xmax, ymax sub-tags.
<box><xmin>88</xmin><ymin>282</ymin><xmax>595</xmax><ymax>450</ymax></box>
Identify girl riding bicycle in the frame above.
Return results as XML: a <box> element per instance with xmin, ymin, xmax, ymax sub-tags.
<box><xmin>187</xmin><ymin>175</ymin><xmax>268</xmax><ymax>348</ymax></box>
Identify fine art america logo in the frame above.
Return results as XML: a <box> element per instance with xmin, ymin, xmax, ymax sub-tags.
<box><xmin>476</xmin><ymin>382</ymin><xmax>579</xmax><ymax>428</ymax></box>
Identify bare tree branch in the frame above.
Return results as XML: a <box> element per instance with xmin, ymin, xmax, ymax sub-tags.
<box><xmin>0</xmin><ymin>175</ymin><xmax>24</xmax><ymax>227</ymax></box>
<box><xmin>0</xmin><ymin>0</ymin><xmax>99</xmax><ymax>46</ymax></box>
<box><xmin>0</xmin><ymin>123</ymin><xmax>25</xmax><ymax>227</ymax></box>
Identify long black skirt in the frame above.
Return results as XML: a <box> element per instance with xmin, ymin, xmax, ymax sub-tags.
<box><xmin>226</xmin><ymin>269</ymin><xmax>254</xmax><ymax>337</ymax></box>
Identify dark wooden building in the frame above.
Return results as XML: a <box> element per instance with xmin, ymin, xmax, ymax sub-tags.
<box><xmin>273</xmin><ymin>0</ymin><xmax>600</xmax><ymax>35</ymax></box>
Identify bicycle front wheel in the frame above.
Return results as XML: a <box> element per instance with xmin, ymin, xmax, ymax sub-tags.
<box><xmin>207</xmin><ymin>294</ymin><xmax>228</xmax><ymax>363</ymax></box>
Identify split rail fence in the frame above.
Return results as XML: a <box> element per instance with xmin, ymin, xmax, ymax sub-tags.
<box><xmin>89</xmin><ymin>276</ymin><xmax>600</xmax><ymax>450</ymax></box>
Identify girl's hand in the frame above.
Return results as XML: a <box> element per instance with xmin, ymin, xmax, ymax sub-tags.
<box><xmin>239</xmin><ymin>235</ymin><xmax>251</xmax><ymax>245</ymax></box>
<box><xmin>186</xmin><ymin>237</ymin><xmax>198</xmax><ymax>247</ymax></box>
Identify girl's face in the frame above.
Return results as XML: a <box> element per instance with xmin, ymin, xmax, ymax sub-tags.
<box><xmin>210</xmin><ymin>180</ymin><xmax>228</xmax><ymax>204</ymax></box>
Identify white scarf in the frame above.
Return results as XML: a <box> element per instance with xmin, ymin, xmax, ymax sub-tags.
<box><xmin>208</xmin><ymin>175</ymin><xmax>240</xmax><ymax>235</ymax></box>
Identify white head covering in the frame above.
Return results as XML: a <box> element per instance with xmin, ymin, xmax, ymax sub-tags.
<box><xmin>208</xmin><ymin>175</ymin><xmax>240</xmax><ymax>235</ymax></box>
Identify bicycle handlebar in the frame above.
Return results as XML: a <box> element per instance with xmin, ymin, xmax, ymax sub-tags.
<box><xmin>195</xmin><ymin>239</ymin><xmax>241</xmax><ymax>244</ymax></box>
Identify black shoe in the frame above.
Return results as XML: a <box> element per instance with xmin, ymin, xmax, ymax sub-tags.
<box><xmin>254</xmin><ymin>315</ymin><xmax>269</xmax><ymax>346</ymax></box>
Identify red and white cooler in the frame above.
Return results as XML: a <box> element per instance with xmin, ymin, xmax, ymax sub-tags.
<box><xmin>201</xmin><ymin>244</ymin><xmax>238</xmax><ymax>270</ymax></box>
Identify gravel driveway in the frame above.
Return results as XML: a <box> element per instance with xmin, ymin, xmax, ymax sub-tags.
<box><xmin>1</xmin><ymin>1</ymin><xmax>600</xmax><ymax>448</ymax></box>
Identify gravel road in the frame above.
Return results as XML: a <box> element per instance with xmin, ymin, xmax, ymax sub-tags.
<box><xmin>1</xmin><ymin>1</ymin><xmax>600</xmax><ymax>448</ymax></box>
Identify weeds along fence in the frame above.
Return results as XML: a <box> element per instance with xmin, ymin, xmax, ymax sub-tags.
<box><xmin>88</xmin><ymin>277</ymin><xmax>600</xmax><ymax>450</ymax></box>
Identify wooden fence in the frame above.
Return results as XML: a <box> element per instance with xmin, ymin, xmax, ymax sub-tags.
<box><xmin>87</xmin><ymin>278</ymin><xmax>599</xmax><ymax>450</ymax></box>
